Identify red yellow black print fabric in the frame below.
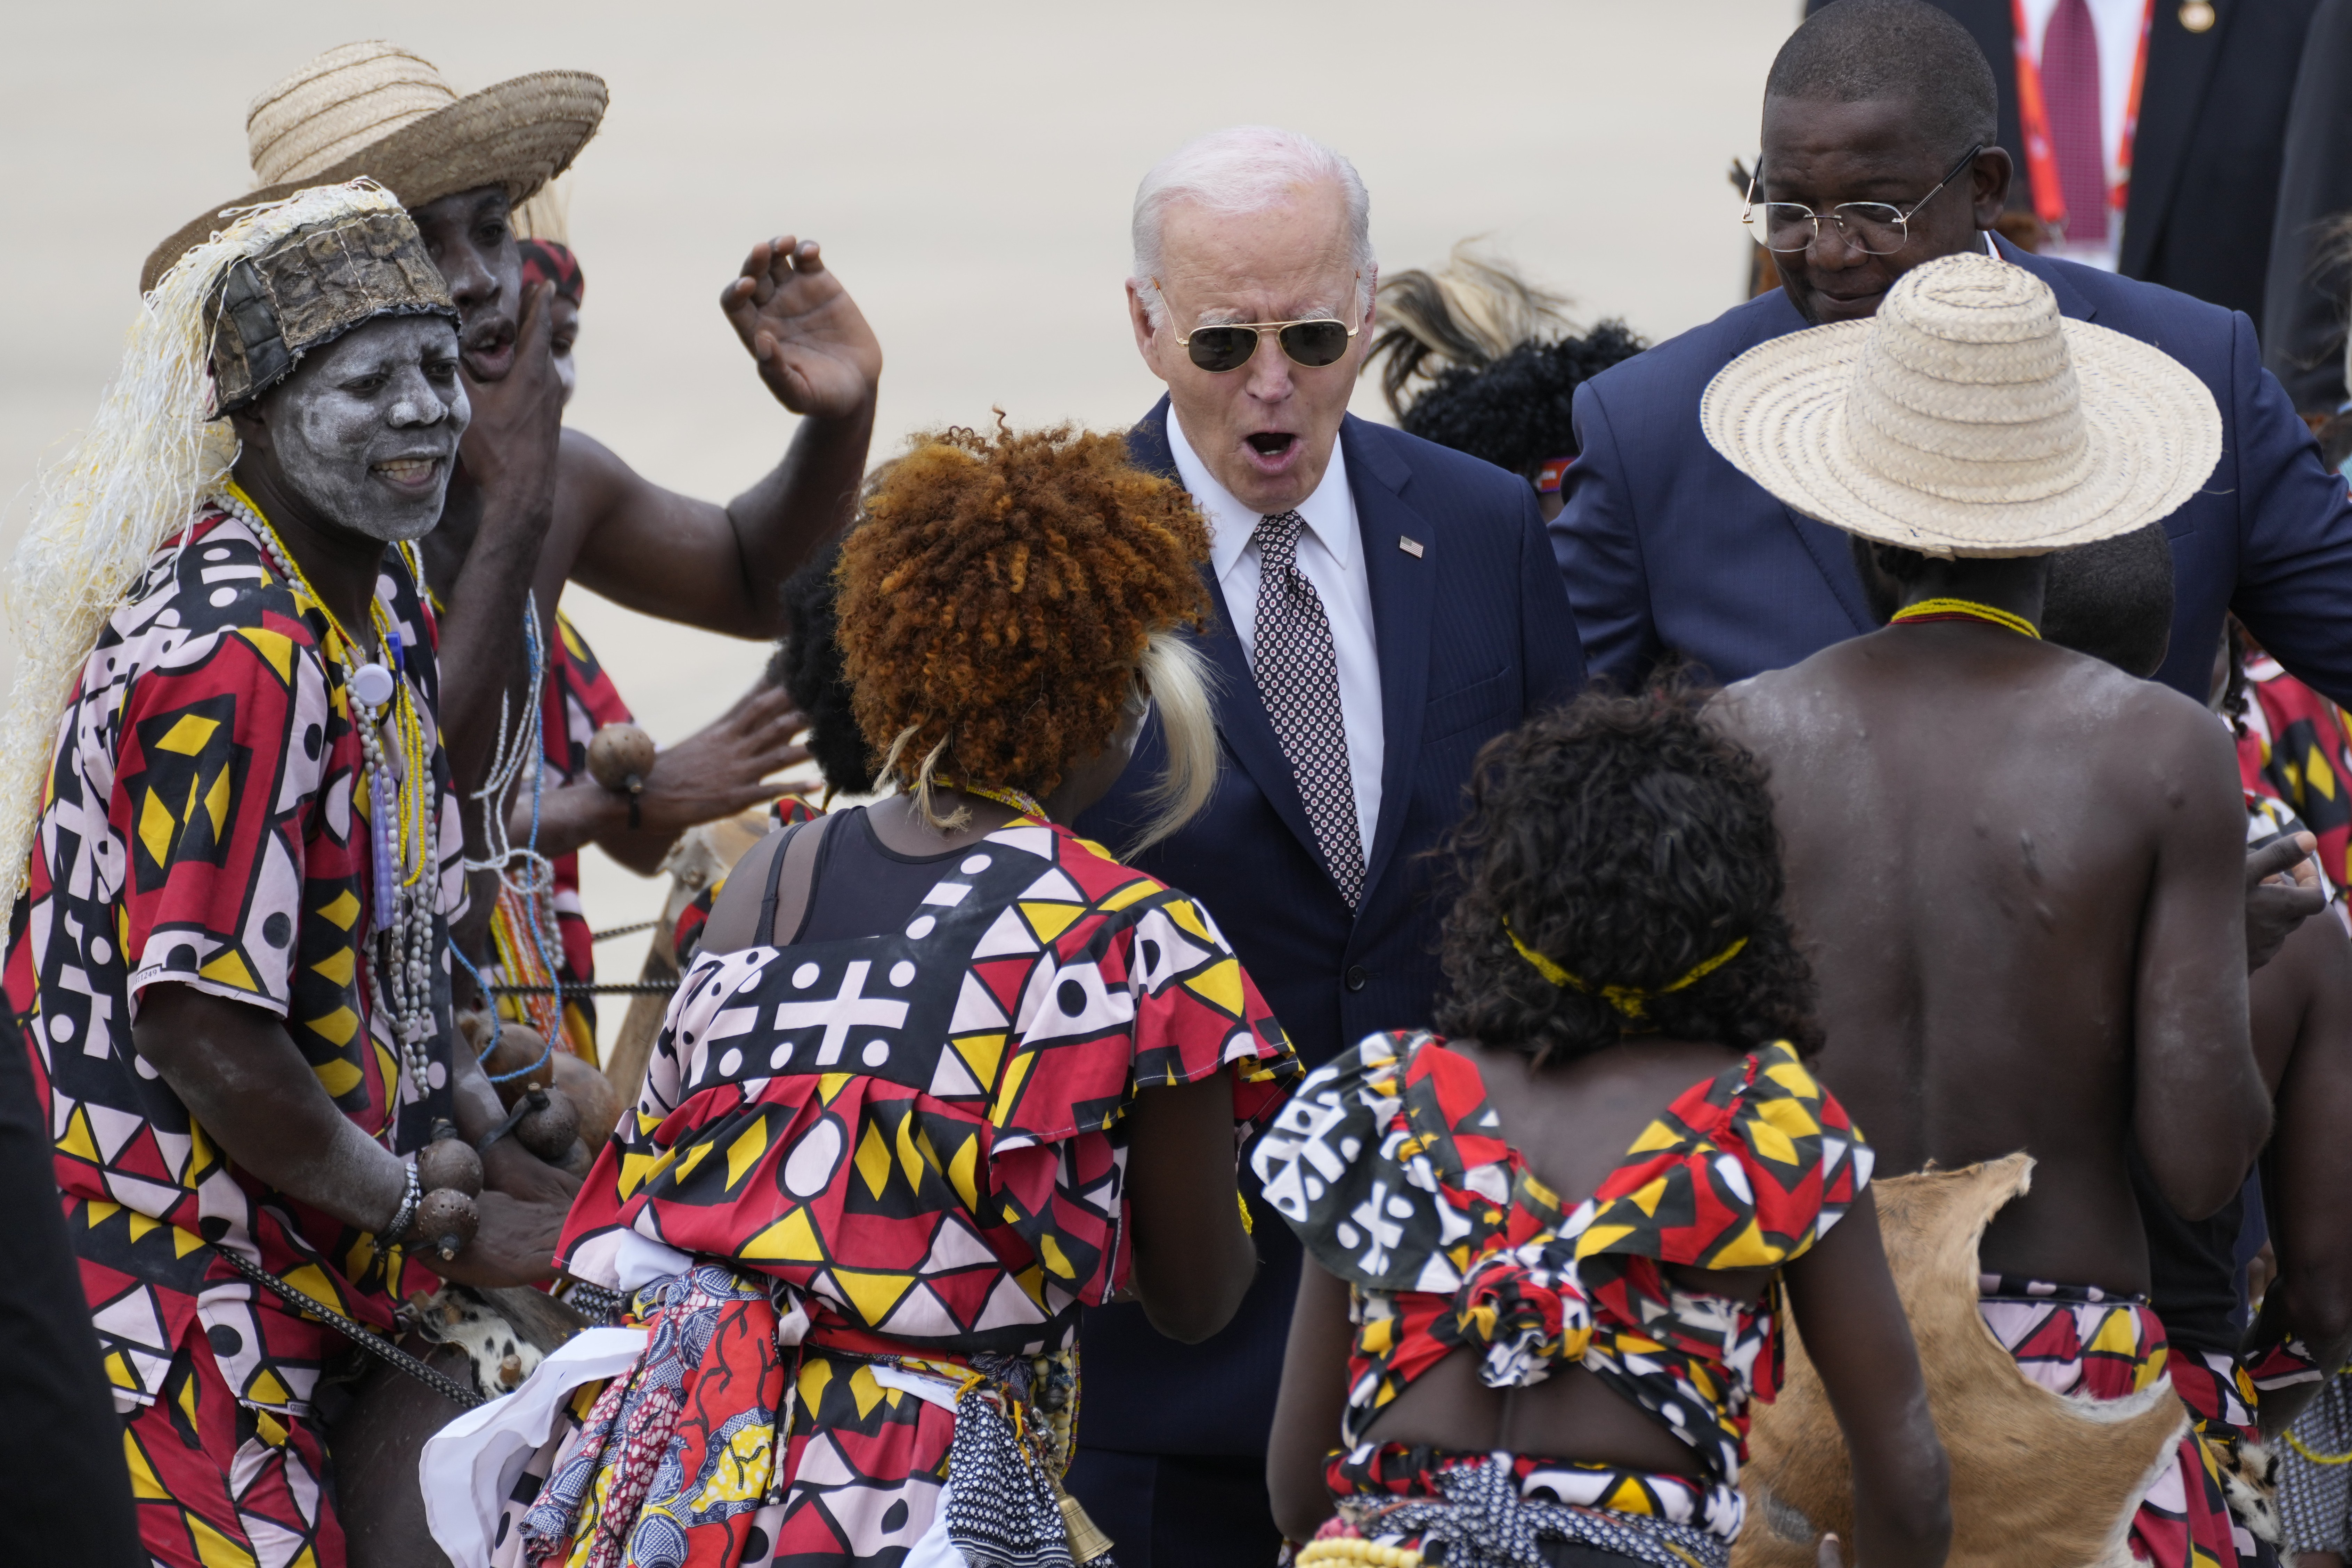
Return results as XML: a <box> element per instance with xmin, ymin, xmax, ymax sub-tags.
<box><xmin>537</xmin><ymin>818</ymin><xmax>1296</xmax><ymax>1565</ymax></box>
<box><xmin>2</xmin><ymin>507</ymin><xmax>462</xmax><ymax>1420</ymax></box>
<box><xmin>1253</xmin><ymin>1032</ymin><xmax>1870</xmax><ymax>1543</ymax></box>
<box><xmin>558</xmin><ymin>816</ymin><xmax>1299</xmax><ymax>1347</ymax></box>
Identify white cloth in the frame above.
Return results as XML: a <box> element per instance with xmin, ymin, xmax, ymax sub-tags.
<box><xmin>419</xmin><ymin>1325</ymin><xmax>651</xmax><ymax>1567</ymax></box>
<box><xmin>2016</xmin><ymin>0</ymin><xmax>2150</xmax><ymax>271</ymax></box>
<box><xmin>1165</xmin><ymin>409</ymin><xmax>1384</xmax><ymax>861</ymax></box>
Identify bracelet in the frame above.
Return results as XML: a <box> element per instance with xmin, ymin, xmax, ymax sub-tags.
<box><xmin>374</xmin><ymin>1157</ymin><xmax>421</xmax><ymax>1256</ymax></box>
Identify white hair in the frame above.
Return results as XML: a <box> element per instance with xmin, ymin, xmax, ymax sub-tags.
<box><xmin>1131</xmin><ymin>125</ymin><xmax>1375</xmax><ymax>329</ymax></box>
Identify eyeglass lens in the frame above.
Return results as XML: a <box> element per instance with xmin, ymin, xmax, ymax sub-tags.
<box><xmin>1185</xmin><ymin>319</ymin><xmax>1355</xmax><ymax>373</ymax></box>
<box><xmin>1755</xmin><ymin>203</ymin><xmax>1909</xmax><ymax>255</ymax></box>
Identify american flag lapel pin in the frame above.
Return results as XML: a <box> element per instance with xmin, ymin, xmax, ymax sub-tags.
<box><xmin>1398</xmin><ymin>535</ymin><xmax>1424</xmax><ymax>558</ymax></box>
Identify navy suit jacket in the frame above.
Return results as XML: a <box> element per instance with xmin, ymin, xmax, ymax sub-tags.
<box><xmin>1554</xmin><ymin>238</ymin><xmax>2352</xmax><ymax>706</ymax></box>
<box><xmin>1071</xmin><ymin>400</ymin><xmax>1585</xmax><ymax>1456</ymax></box>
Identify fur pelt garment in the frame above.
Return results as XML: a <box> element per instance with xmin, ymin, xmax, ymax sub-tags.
<box><xmin>1734</xmin><ymin>1155</ymin><xmax>2187</xmax><ymax>1568</ymax></box>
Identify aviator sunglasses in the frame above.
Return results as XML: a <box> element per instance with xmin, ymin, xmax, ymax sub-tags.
<box><xmin>1159</xmin><ymin>280</ymin><xmax>1362</xmax><ymax>373</ymax></box>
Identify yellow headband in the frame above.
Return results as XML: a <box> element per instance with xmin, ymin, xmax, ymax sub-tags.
<box><xmin>1504</xmin><ymin>919</ymin><xmax>1749</xmax><ymax>1027</ymax></box>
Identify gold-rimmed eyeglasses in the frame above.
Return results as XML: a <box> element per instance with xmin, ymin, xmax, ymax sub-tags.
<box><xmin>1159</xmin><ymin>281</ymin><xmax>1363</xmax><ymax>373</ymax></box>
<box><xmin>1742</xmin><ymin>141</ymin><xmax>1984</xmax><ymax>256</ymax></box>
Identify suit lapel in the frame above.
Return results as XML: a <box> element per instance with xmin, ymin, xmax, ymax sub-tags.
<box><xmin>1345</xmin><ymin>419</ymin><xmax>1434</xmax><ymax>899</ymax></box>
<box><xmin>2121</xmin><ymin>0</ymin><xmax>2230</xmax><ymax>278</ymax></box>
<box><xmin>1128</xmin><ymin>399</ymin><xmax>1327</xmax><ymax>872</ymax></box>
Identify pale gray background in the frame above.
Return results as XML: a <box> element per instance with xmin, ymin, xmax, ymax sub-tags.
<box><xmin>1</xmin><ymin>1</ymin><xmax>1804</xmax><ymax>1053</ymax></box>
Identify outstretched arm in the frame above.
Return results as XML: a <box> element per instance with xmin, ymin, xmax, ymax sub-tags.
<box><xmin>563</xmin><ymin>236</ymin><xmax>880</xmax><ymax>638</ymax></box>
<box><xmin>2258</xmin><ymin>912</ymin><xmax>2352</xmax><ymax>1430</ymax></box>
<box><xmin>2136</xmin><ymin>701</ymin><xmax>2268</xmax><ymax>1218</ymax></box>
<box><xmin>1782</xmin><ymin>1188</ymin><xmax>1952</xmax><ymax>1568</ymax></box>
<box><xmin>515</xmin><ymin>684</ymin><xmax>814</xmax><ymax>876</ymax></box>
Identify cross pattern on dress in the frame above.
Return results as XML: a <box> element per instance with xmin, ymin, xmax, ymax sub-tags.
<box><xmin>770</xmin><ymin>959</ymin><xmax>911</xmax><ymax>1066</ymax></box>
<box><xmin>1251</xmin><ymin>509</ymin><xmax>1365</xmax><ymax>906</ymax></box>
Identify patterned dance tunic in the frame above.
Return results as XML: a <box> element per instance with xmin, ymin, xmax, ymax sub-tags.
<box><xmin>2</xmin><ymin>505</ymin><xmax>462</xmax><ymax>1566</ymax></box>
<box><xmin>469</xmin><ymin>815</ymin><xmax>1299</xmax><ymax>1568</ymax></box>
<box><xmin>1252</xmin><ymin>1031</ymin><xmax>1871</xmax><ymax>1568</ymax></box>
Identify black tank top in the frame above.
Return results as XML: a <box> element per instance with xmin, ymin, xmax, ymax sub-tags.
<box><xmin>757</xmin><ymin>806</ymin><xmax>966</xmax><ymax>948</ymax></box>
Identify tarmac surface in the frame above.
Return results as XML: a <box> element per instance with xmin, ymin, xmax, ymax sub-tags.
<box><xmin>1</xmin><ymin>1</ymin><xmax>1800</xmax><ymax>1055</ymax></box>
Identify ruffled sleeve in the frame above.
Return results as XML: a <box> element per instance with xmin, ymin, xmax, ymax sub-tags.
<box><xmin>1572</xmin><ymin>1042</ymin><xmax>1872</xmax><ymax>1273</ymax></box>
<box><xmin>1255</xmin><ymin>1031</ymin><xmax>1523</xmax><ymax>1294</ymax></box>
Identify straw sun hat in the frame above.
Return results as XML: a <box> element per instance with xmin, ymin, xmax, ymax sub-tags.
<box><xmin>1701</xmin><ymin>251</ymin><xmax>2221</xmax><ymax>557</ymax></box>
<box><xmin>140</xmin><ymin>42</ymin><xmax>606</xmax><ymax>294</ymax></box>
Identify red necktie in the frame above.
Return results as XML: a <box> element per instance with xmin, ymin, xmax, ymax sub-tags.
<box><xmin>2043</xmin><ymin>0</ymin><xmax>2108</xmax><ymax>241</ymax></box>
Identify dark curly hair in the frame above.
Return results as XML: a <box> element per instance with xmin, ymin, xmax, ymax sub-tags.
<box><xmin>765</xmin><ymin>537</ymin><xmax>874</xmax><ymax>796</ymax></box>
<box><xmin>1433</xmin><ymin>687</ymin><xmax>1821</xmax><ymax>1067</ymax></box>
<box><xmin>835</xmin><ymin>421</ymin><xmax>1214</xmax><ymax>807</ymax></box>
<box><xmin>1390</xmin><ymin>324</ymin><xmax>1646</xmax><ymax>487</ymax></box>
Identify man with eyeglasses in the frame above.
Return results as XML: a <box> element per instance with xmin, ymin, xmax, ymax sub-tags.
<box><xmin>1555</xmin><ymin>0</ymin><xmax>2352</xmax><ymax>715</ymax></box>
<box><xmin>1069</xmin><ymin>123</ymin><xmax>1585</xmax><ymax>1567</ymax></box>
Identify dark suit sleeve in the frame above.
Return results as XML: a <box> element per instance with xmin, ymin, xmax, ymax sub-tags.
<box><xmin>0</xmin><ymin>1032</ymin><xmax>141</xmax><ymax>1564</ymax></box>
<box><xmin>1550</xmin><ymin>380</ymin><xmax>1657</xmax><ymax>690</ymax></box>
<box><xmin>2228</xmin><ymin>309</ymin><xmax>2352</xmax><ymax>707</ymax></box>
<box><xmin>1515</xmin><ymin>482</ymin><xmax>1585</xmax><ymax>711</ymax></box>
<box><xmin>2262</xmin><ymin>0</ymin><xmax>2352</xmax><ymax>411</ymax></box>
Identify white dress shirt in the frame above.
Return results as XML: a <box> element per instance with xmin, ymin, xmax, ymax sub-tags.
<box><xmin>1166</xmin><ymin>410</ymin><xmax>1385</xmax><ymax>863</ymax></box>
<box><xmin>2017</xmin><ymin>0</ymin><xmax>2150</xmax><ymax>272</ymax></box>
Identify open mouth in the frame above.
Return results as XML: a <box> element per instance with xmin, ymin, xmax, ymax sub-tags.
<box><xmin>461</xmin><ymin>323</ymin><xmax>518</xmax><ymax>377</ymax></box>
<box><xmin>372</xmin><ymin>457</ymin><xmax>443</xmax><ymax>489</ymax></box>
<box><xmin>1246</xmin><ymin>432</ymin><xmax>1297</xmax><ymax>457</ymax></box>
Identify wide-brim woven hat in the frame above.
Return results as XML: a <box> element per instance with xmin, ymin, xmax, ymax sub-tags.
<box><xmin>141</xmin><ymin>41</ymin><xmax>606</xmax><ymax>294</ymax></box>
<box><xmin>1701</xmin><ymin>251</ymin><xmax>2222</xmax><ymax>557</ymax></box>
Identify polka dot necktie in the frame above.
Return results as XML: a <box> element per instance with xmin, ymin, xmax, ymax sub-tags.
<box><xmin>1251</xmin><ymin>510</ymin><xmax>1365</xmax><ymax>906</ymax></box>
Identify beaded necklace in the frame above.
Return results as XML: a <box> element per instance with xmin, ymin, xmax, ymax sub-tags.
<box><xmin>936</xmin><ymin>779</ymin><xmax>1050</xmax><ymax>821</ymax></box>
<box><xmin>1888</xmin><ymin>596</ymin><xmax>2042</xmax><ymax>640</ymax></box>
<box><xmin>213</xmin><ymin>484</ymin><xmax>439</xmax><ymax>1091</ymax></box>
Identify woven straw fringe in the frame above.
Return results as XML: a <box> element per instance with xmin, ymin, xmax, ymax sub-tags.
<box><xmin>0</xmin><ymin>181</ymin><xmax>407</xmax><ymax>918</ymax></box>
<box><xmin>1701</xmin><ymin>251</ymin><xmax>2222</xmax><ymax>556</ymax></box>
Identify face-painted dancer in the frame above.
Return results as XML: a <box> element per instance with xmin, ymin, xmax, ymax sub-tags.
<box><xmin>0</xmin><ymin>181</ymin><xmax>579</xmax><ymax>1567</ymax></box>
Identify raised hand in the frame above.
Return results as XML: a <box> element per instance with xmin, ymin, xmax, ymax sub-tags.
<box><xmin>720</xmin><ymin>236</ymin><xmax>883</xmax><ymax>420</ymax></box>
<box><xmin>632</xmin><ymin>683</ymin><xmax>816</xmax><ymax>834</ymax></box>
<box><xmin>455</xmin><ymin>279</ymin><xmax>566</xmax><ymax>513</ymax></box>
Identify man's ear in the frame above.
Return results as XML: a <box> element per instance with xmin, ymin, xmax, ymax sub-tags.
<box><xmin>1127</xmin><ymin>279</ymin><xmax>1169</xmax><ymax>382</ymax></box>
<box><xmin>226</xmin><ymin>405</ymin><xmax>271</xmax><ymax>461</ymax></box>
<box><xmin>1971</xmin><ymin>146</ymin><xmax>2017</xmax><ymax>229</ymax></box>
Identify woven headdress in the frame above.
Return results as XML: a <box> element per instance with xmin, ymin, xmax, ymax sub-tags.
<box><xmin>0</xmin><ymin>180</ymin><xmax>449</xmax><ymax>915</ymax></box>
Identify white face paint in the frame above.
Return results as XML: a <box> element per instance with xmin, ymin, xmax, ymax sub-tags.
<box><xmin>550</xmin><ymin>294</ymin><xmax>580</xmax><ymax>407</ymax></box>
<box><xmin>256</xmin><ymin>315</ymin><xmax>470</xmax><ymax>542</ymax></box>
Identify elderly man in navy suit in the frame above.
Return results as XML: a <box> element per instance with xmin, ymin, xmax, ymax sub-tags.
<box><xmin>1557</xmin><ymin>0</ymin><xmax>2352</xmax><ymax>707</ymax></box>
<box><xmin>1068</xmin><ymin>125</ymin><xmax>1585</xmax><ymax>1565</ymax></box>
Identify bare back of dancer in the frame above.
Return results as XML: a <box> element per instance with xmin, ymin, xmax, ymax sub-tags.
<box><xmin>1711</xmin><ymin>599</ymin><xmax>2263</xmax><ymax>1296</ymax></box>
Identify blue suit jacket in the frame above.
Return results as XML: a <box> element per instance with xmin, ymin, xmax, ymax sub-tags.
<box><xmin>1071</xmin><ymin>400</ymin><xmax>1585</xmax><ymax>1457</ymax></box>
<box><xmin>1554</xmin><ymin>237</ymin><xmax>2352</xmax><ymax>704</ymax></box>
